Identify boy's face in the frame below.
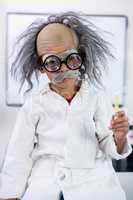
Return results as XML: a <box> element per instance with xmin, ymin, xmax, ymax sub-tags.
<box><xmin>36</xmin><ymin>23</ymin><xmax>79</xmax><ymax>84</ymax></box>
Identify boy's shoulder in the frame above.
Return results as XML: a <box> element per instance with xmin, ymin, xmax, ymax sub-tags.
<box><xmin>24</xmin><ymin>83</ymin><xmax>50</xmax><ymax>104</ymax></box>
<box><xmin>81</xmin><ymin>79</ymin><xmax>107</xmax><ymax>97</ymax></box>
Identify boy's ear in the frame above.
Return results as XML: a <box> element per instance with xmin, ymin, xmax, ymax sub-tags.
<box><xmin>39</xmin><ymin>67</ymin><xmax>46</xmax><ymax>73</ymax></box>
<box><xmin>37</xmin><ymin>57</ymin><xmax>46</xmax><ymax>73</ymax></box>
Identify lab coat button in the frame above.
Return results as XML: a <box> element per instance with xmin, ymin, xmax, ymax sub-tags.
<box><xmin>58</xmin><ymin>171</ymin><xmax>66</xmax><ymax>180</ymax></box>
<box><xmin>60</xmin><ymin>174</ymin><xmax>66</xmax><ymax>180</ymax></box>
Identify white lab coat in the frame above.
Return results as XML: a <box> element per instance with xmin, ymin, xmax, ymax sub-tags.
<box><xmin>0</xmin><ymin>80</ymin><xmax>132</xmax><ymax>200</ymax></box>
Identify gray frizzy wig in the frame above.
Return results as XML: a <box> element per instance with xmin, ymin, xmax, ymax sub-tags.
<box><xmin>11</xmin><ymin>11</ymin><xmax>113</xmax><ymax>93</ymax></box>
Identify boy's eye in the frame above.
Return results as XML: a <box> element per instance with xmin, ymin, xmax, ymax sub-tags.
<box><xmin>45</xmin><ymin>57</ymin><xmax>60</xmax><ymax>65</ymax></box>
<box><xmin>43</xmin><ymin>56</ymin><xmax>61</xmax><ymax>71</ymax></box>
<box><xmin>47</xmin><ymin>59</ymin><xmax>57</xmax><ymax>65</ymax></box>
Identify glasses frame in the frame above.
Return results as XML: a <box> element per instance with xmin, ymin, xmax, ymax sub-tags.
<box><xmin>40</xmin><ymin>52</ymin><xmax>83</xmax><ymax>72</ymax></box>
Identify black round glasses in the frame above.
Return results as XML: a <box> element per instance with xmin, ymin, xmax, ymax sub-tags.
<box><xmin>40</xmin><ymin>52</ymin><xmax>82</xmax><ymax>72</ymax></box>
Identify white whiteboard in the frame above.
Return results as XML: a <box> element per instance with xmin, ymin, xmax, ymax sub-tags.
<box><xmin>6</xmin><ymin>13</ymin><xmax>128</xmax><ymax>106</ymax></box>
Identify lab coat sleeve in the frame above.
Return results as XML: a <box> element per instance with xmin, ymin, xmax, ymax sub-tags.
<box><xmin>94</xmin><ymin>90</ymin><xmax>132</xmax><ymax>160</ymax></box>
<box><xmin>0</xmin><ymin>97</ymin><xmax>39</xmax><ymax>199</ymax></box>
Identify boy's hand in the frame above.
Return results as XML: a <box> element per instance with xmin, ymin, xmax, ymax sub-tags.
<box><xmin>110</xmin><ymin>111</ymin><xmax>129</xmax><ymax>153</ymax></box>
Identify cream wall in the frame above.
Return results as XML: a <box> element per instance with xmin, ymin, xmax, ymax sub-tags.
<box><xmin>0</xmin><ymin>0</ymin><xmax>133</xmax><ymax>199</ymax></box>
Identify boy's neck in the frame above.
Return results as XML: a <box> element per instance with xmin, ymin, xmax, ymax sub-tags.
<box><xmin>49</xmin><ymin>79</ymin><xmax>80</xmax><ymax>99</ymax></box>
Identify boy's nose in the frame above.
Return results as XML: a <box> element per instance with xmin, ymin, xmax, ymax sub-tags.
<box><xmin>60</xmin><ymin>63</ymin><xmax>69</xmax><ymax>72</ymax></box>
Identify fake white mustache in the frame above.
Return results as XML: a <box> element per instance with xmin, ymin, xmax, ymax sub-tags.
<box><xmin>51</xmin><ymin>70</ymin><xmax>81</xmax><ymax>84</ymax></box>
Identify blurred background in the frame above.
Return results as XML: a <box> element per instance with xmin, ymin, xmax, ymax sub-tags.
<box><xmin>0</xmin><ymin>0</ymin><xmax>133</xmax><ymax>199</ymax></box>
